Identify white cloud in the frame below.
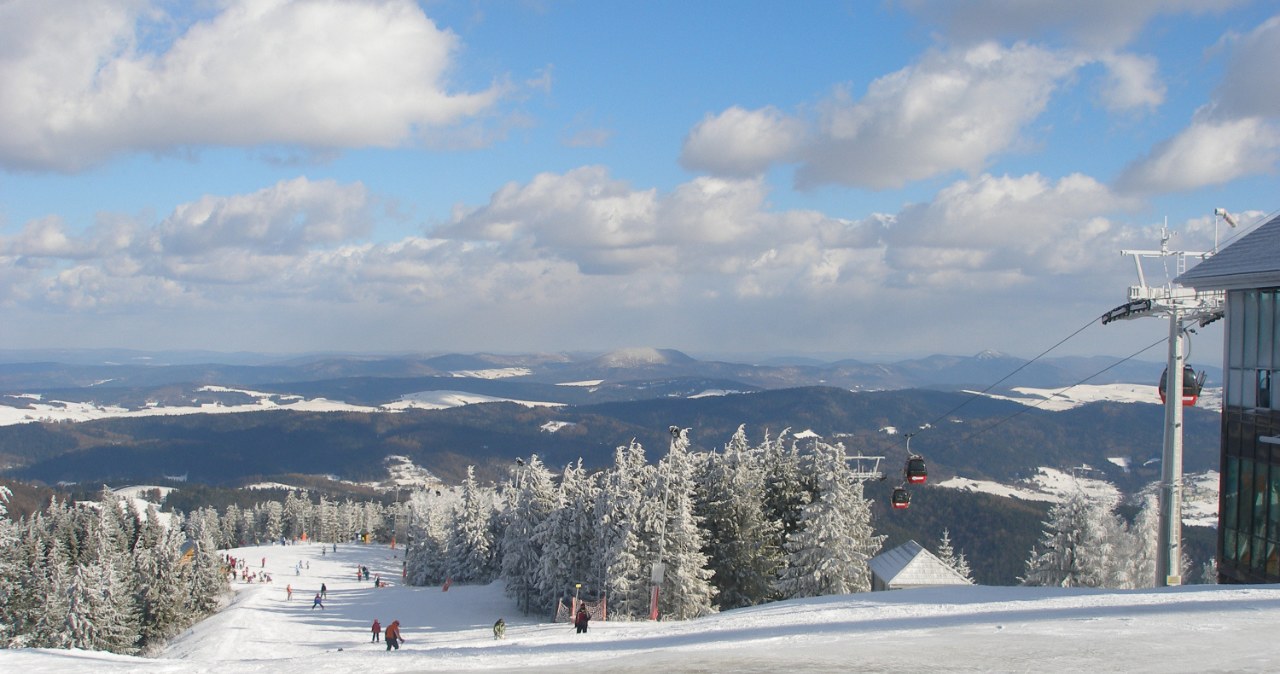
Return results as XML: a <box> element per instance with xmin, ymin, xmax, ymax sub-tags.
<box><xmin>157</xmin><ymin>177</ymin><xmax>373</xmax><ymax>256</ymax></box>
<box><xmin>794</xmin><ymin>43</ymin><xmax>1079</xmax><ymax>189</ymax></box>
<box><xmin>887</xmin><ymin>172</ymin><xmax>1138</xmax><ymax>280</ymax></box>
<box><xmin>1115</xmin><ymin>15</ymin><xmax>1280</xmax><ymax>194</ymax></box>
<box><xmin>1117</xmin><ymin>117</ymin><xmax>1280</xmax><ymax>194</ymax></box>
<box><xmin>901</xmin><ymin>0</ymin><xmax>1244</xmax><ymax>50</ymax></box>
<box><xmin>1214</xmin><ymin>15</ymin><xmax>1280</xmax><ymax>118</ymax></box>
<box><xmin>680</xmin><ymin>106</ymin><xmax>806</xmax><ymax>177</ymax></box>
<box><xmin>0</xmin><ymin>168</ymin><xmax>1159</xmax><ymax>355</ymax></box>
<box><xmin>0</xmin><ymin>0</ymin><xmax>504</xmax><ymax>170</ymax></box>
<box><xmin>1096</xmin><ymin>52</ymin><xmax>1165</xmax><ymax>111</ymax></box>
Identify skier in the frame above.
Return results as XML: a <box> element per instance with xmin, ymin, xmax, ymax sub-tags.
<box><xmin>321</xmin><ymin>583</ymin><xmax>327</xmax><ymax>599</ymax></box>
<box><xmin>311</xmin><ymin>593</ymin><xmax>324</xmax><ymax>610</ymax></box>
<box><xmin>384</xmin><ymin>620</ymin><xmax>402</xmax><ymax>651</ymax></box>
<box><xmin>574</xmin><ymin>605</ymin><xmax>590</xmax><ymax>634</ymax></box>
<box><xmin>493</xmin><ymin>618</ymin><xmax>506</xmax><ymax>640</ymax></box>
<box><xmin>371</xmin><ymin>619</ymin><xmax>381</xmax><ymax>643</ymax></box>
<box><xmin>286</xmin><ymin>584</ymin><xmax>293</xmax><ymax>600</ymax></box>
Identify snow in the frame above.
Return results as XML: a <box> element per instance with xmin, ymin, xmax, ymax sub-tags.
<box><xmin>687</xmin><ymin>389</ymin><xmax>740</xmax><ymax>398</ymax></box>
<box><xmin>3</xmin><ymin>540</ymin><xmax>1279</xmax><ymax>672</ymax></box>
<box><xmin>383</xmin><ymin>390</ymin><xmax>562</xmax><ymax>411</ymax></box>
<box><xmin>449</xmin><ymin>368</ymin><xmax>533</xmax><ymax>379</ymax></box>
<box><xmin>556</xmin><ymin>380</ymin><xmax>604</xmax><ymax>387</ymax></box>
<box><xmin>977</xmin><ymin>384</ymin><xmax>1224</xmax><ymax>412</ymax></box>
<box><xmin>938</xmin><ymin>467</ymin><xmax>1121</xmax><ymax>505</ymax></box>
<box><xmin>0</xmin><ymin>387</ymin><xmax>563</xmax><ymax>427</ymax></box>
<box><xmin>540</xmin><ymin>421</ymin><xmax>577</xmax><ymax>433</ymax></box>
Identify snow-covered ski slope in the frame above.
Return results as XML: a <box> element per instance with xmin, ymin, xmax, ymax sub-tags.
<box><xmin>2</xmin><ymin>541</ymin><xmax>1279</xmax><ymax>673</ymax></box>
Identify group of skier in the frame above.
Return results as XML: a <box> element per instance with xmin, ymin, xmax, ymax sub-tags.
<box><xmin>371</xmin><ymin>619</ymin><xmax>402</xmax><ymax>650</ymax></box>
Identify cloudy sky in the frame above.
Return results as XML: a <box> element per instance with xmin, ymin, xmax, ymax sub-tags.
<box><xmin>1</xmin><ymin>0</ymin><xmax>1277</xmax><ymax>361</ymax></box>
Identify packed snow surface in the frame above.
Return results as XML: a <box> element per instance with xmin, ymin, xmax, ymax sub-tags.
<box><xmin>3</xmin><ymin>542</ymin><xmax>1279</xmax><ymax>673</ymax></box>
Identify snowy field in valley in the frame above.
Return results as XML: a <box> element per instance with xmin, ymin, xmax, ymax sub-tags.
<box><xmin>977</xmin><ymin>384</ymin><xmax>1223</xmax><ymax>412</ymax></box>
<box><xmin>2</xmin><ymin>542</ymin><xmax>1279</xmax><ymax>673</ymax></box>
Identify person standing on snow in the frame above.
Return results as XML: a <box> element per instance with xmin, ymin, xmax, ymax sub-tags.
<box><xmin>320</xmin><ymin>583</ymin><xmax>327</xmax><ymax>599</ymax></box>
<box><xmin>311</xmin><ymin>593</ymin><xmax>324</xmax><ymax>610</ymax></box>
<box><xmin>384</xmin><ymin>620</ymin><xmax>402</xmax><ymax>651</ymax></box>
<box><xmin>493</xmin><ymin>618</ymin><xmax>506</xmax><ymax>640</ymax></box>
<box><xmin>371</xmin><ymin>619</ymin><xmax>381</xmax><ymax>642</ymax></box>
<box><xmin>574</xmin><ymin>605</ymin><xmax>591</xmax><ymax>634</ymax></box>
<box><xmin>286</xmin><ymin>584</ymin><xmax>293</xmax><ymax>600</ymax></box>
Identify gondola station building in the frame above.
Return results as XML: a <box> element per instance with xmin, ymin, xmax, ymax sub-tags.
<box><xmin>1178</xmin><ymin>211</ymin><xmax>1280</xmax><ymax>583</ymax></box>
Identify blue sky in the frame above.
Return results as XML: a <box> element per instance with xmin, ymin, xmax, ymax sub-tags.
<box><xmin>1</xmin><ymin>0</ymin><xmax>1277</xmax><ymax>362</ymax></box>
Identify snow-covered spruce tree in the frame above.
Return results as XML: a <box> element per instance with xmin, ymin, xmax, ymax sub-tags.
<box><xmin>652</xmin><ymin>428</ymin><xmax>716</xmax><ymax>620</ymax></box>
<box><xmin>1122</xmin><ymin>494</ymin><xmax>1159</xmax><ymax>588</ymax></box>
<box><xmin>257</xmin><ymin>500</ymin><xmax>285</xmax><ymax>543</ymax></box>
<box><xmin>0</xmin><ymin>486</ymin><xmax>20</xmax><ymax>643</ymax></box>
<box><xmin>696</xmin><ymin>425</ymin><xmax>783</xmax><ymax>609</ymax></box>
<box><xmin>2</xmin><ymin>511</ymin><xmax>68</xmax><ymax>648</ymax></box>
<box><xmin>776</xmin><ymin>440</ymin><xmax>884</xmax><ymax>599</ymax></box>
<box><xmin>535</xmin><ymin>460</ymin><xmax>599</xmax><ymax>608</ymax></box>
<box><xmin>65</xmin><ymin>500</ymin><xmax>141</xmax><ymax>654</ymax></box>
<box><xmin>759</xmin><ymin>429</ymin><xmax>810</xmax><ymax>566</ymax></box>
<box><xmin>132</xmin><ymin>524</ymin><xmax>189</xmax><ymax>650</ymax></box>
<box><xmin>181</xmin><ymin>509</ymin><xmax>231</xmax><ymax>617</ymax></box>
<box><xmin>594</xmin><ymin>440</ymin><xmax>658</xmax><ymax>619</ymax></box>
<box><xmin>281</xmin><ymin>490</ymin><xmax>310</xmax><ymax>541</ymax></box>
<box><xmin>404</xmin><ymin>488</ymin><xmax>458</xmax><ymax>586</ymax></box>
<box><xmin>445</xmin><ymin>466</ymin><xmax>499</xmax><ymax>584</ymax></box>
<box><xmin>317</xmin><ymin>496</ymin><xmax>339</xmax><ymax>547</ymax></box>
<box><xmin>1022</xmin><ymin>489</ymin><xmax>1130</xmax><ymax>588</ymax></box>
<box><xmin>935</xmin><ymin>528</ymin><xmax>973</xmax><ymax>583</ymax></box>
<box><xmin>501</xmin><ymin>455</ymin><xmax>560</xmax><ymax>614</ymax></box>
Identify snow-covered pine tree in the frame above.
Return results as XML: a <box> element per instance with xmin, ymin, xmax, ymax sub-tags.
<box><xmin>935</xmin><ymin>528</ymin><xmax>973</xmax><ymax>583</ymax></box>
<box><xmin>653</xmin><ymin>428</ymin><xmax>716</xmax><ymax>620</ymax></box>
<box><xmin>257</xmin><ymin>501</ymin><xmax>285</xmax><ymax>543</ymax></box>
<box><xmin>501</xmin><ymin>455</ymin><xmax>560</xmax><ymax>614</ymax></box>
<box><xmin>759</xmin><ymin>429</ymin><xmax>809</xmax><ymax>563</ymax></box>
<box><xmin>57</xmin><ymin>491</ymin><xmax>140</xmax><ymax>654</ymax></box>
<box><xmin>1123</xmin><ymin>494</ymin><xmax>1159</xmax><ymax>588</ymax></box>
<box><xmin>1022</xmin><ymin>489</ymin><xmax>1128</xmax><ymax>588</ymax></box>
<box><xmin>696</xmin><ymin>425</ymin><xmax>783</xmax><ymax>609</ymax></box>
<box><xmin>446</xmin><ymin>466</ymin><xmax>499</xmax><ymax>583</ymax></box>
<box><xmin>281</xmin><ymin>491</ymin><xmax>310</xmax><ymax>541</ymax></box>
<box><xmin>132</xmin><ymin>523</ymin><xmax>188</xmax><ymax>650</ymax></box>
<box><xmin>535</xmin><ymin>460</ymin><xmax>599</xmax><ymax>609</ymax></box>
<box><xmin>1200</xmin><ymin>557</ymin><xmax>1219</xmax><ymax>584</ymax></box>
<box><xmin>775</xmin><ymin>440</ymin><xmax>884</xmax><ymax>598</ymax></box>
<box><xmin>2</xmin><ymin>512</ymin><xmax>63</xmax><ymax>647</ymax></box>
<box><xmin>595</xmin><ymin>440</ymin><xmax>657</xmax><ymax>619</ymax></box>
<box><xmin>0</xmin><ymin>486</ymin><xmax>20</xmax><ymax>644</ymax></box>
<box><xmin>403</xmin><ymin>487</ymin><xmax>459</xmax><ymax>585</ymax></box>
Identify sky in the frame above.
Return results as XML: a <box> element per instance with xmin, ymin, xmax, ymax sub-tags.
<box><xmin>3</xmin><ymin>540</ymin><xmax>1280</xmax><ymax>673</ymax></box>
<box><xmin>1</xmin><ymin>1</ymin><xmax>1278</xmax><ymax>362</ymax></box>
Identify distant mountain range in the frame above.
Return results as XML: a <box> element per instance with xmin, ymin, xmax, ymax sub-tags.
<box><xmin>0</xmin><ymin>346</ymin><xmax>1217</xmax><ymax>398</ymax></box>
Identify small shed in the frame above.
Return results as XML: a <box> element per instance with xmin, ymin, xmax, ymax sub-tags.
<box><xmin>869</xmin><ymin>540</ymin><xmax>972</xmax><ymax>591</ymax></box>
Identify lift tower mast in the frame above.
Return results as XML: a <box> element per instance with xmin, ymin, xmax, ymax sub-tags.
<box><xmin>1102</xmin><ymin>225</ymin><xmax>1223</xmax><ymax>587</ymax></box>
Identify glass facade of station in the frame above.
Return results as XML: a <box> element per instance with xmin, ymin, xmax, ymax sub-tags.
<box><xmin>1220</xmin><ymin>288</ymin><xmax>1280</xmax><ymax>583</ymax></box>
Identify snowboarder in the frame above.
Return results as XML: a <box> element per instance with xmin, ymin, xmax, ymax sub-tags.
<box><xmin>320</xmin><ymin>583</ymin><xmax>327</xmax><ymax>599</ymax></box>
<box><xmin>493</xmin><ymin>618</ymin><xmax>506</xmax><ymax>640</ymax></box>
<box><xmin>371</xmin><ymin>619</ymin><xmax>381</xmax><ymax>642</ymax></box>
<box><xmin>574</xmin><ymin>606</ymin><xmax>590</xmax><ymax>634</ymax></box>
<box><xmin>311</xmin><ymin>593</ymin><xmax>324</xmax><ymax>610</ymax></box>
<box><xmin>384</xmin><ymin>620</ymin><xmax>401</xmax><ymax>651</ymax></box>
